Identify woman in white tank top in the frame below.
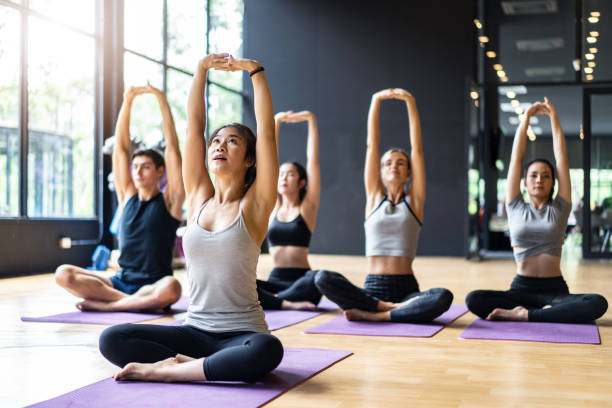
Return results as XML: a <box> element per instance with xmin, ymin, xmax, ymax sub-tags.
<box><xmin>315</xmin><ymin>88</ymin><xmax>453</xmax><ymax>323</ymax></box>
<box><xmin>99</xmin><ymin>54</ymin><xmax>284</xmax><ymax>383</ymax></box>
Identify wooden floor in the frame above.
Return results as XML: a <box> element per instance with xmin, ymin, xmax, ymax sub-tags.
<box><xmin>2</xmin><ymin>255</ymin><xmax>612</xmax><ymax>407</ymax></box>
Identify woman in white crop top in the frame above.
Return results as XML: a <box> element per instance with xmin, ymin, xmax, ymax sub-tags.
<box><xmin>99</xmin><ymin>54</ymin><xmax>284</xmax><ymax>383</ymax></box>
<box><xmin>466</xmin><ymin>97</ymin><xmax>607</xmax><ymax>323</ymax></box>
<box><xmin>315</xmin><ymin>88</ymin><xmax>453</xmax><ymax>323</ymax></box>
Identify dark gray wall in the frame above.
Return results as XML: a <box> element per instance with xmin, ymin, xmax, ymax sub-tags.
<box><xmin>243</xmin><ymin>0</ymin><xmax>475</xmax><ymax>256</ymax></box>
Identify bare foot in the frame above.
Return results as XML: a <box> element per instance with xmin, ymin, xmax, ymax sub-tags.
<box><xmin>344</xmin><ymin>309</ymin><xmax>390</xmax><ymax>322</ymax></box>
<box><xmin>114</xmin><ymin>357</ymin><xmax>179</xmax><ymax>382</ymax></box>
<box><xmin>76</xmin><ymin>299</ymin><xmax>113</xmax><ymax>311</ymax></box>
<box><xmin>175</xmin><ymin>354</ymin><xmax>195</xmax><ymax>363</ymax></box>
<box><xmin>486</xmin><ymin>306</ymin><xmax>528</xmax><ymax>321</ymax></box>
<box><xmin>281</xmin><ymin>300</ymin><xmax>318</xmax><ymax>311</ymax></box>
<box><xmin>76</xmin><ymin>299</ymin><xmax>164</xmax><ymax>314</ymax></box>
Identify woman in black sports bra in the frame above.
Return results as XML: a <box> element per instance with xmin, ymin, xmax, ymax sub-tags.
<box><xmin>256</xmin><ymin>110</ymin><xmax>325</xmax><ymax>310</ymax></box>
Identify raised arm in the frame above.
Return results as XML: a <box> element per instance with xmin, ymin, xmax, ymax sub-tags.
<box><xmin>184</xmin><ymin>54</ymin><xmax>226</xmax><ymax>219</ymax></box>
<box><xmin>365</xmin><ymin>90</ymin><xmax>395</xmax><ymax>212</ymax></box>
<box><xmin>144</xmin><ymin>82</ymin><xmax>185</xmax><ymax>220</ymax></box>
<box><xmin>227</xmin><ymin>58</ymin><xmax>278</xmax><ymax>241</ymax></box>
<box><xmin>395</xmin><ymin>89</ymin><xmax>425</xmax><ymax>221</ymax></box>
<box><xmin>544</xmin><ymin>97</ymin><xmax>571</xmax><ymax>203</ymax></box>
<box><xmin>279</xmin><ymin>111</ymin><xmax>320</xmax><ymax>227</ymax></box>
<box><xmin>506</xmin><ymin>102</ymin><xmax>543</xmax><ymax>204</ymax></box>
<box><xmin>112</xmin><ymin>86</ymin><xmax>146</xmax><ymax>205</ymax></box>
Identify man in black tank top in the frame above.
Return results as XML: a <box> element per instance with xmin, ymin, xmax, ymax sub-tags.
<box><xmin>55</xmin><ymin>84</ymin><xmax>185</xmax><ymax>312</ymax></box>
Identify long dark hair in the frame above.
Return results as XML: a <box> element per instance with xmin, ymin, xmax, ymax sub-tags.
<box><xmin>208</xmin><ymin>123</ymin><xmax>257</xmax><ymax>193</ymax></box>
<box><xmin>524</xmin><ymin>158</ymin><xmax>555</xmax><ymax>202</ymax></box>
<box><xmin>280</xmin><ymin>161</ymin><xmax>308</xmax><ymax>203</ymax></box>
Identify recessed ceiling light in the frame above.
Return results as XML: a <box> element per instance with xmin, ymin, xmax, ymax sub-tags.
<box><xmin>586</xmin><ymin>74</ymin><xmax>594</xmax><ymax>81</ymax></box>
<box><xmin>588</xmin><ymin>61</ymin><xmax>596</xmax><ymax>68</ymax></box>
<box><xmin>500</xmin><ymin>76</ymin><xmax>509</xmax><ymax>82</ymax></box>
<box><xmin>584</xmin><ymin>67</ymin><xmax>594</xmax><ymax>74</ymax></box>
<box><xmin>479</xmin><ymin>36</ymin><xmax>489</xmax><ymax>43</ymax></box>
<box><xmin>586</xmin><ymin>37</ymin><xmax>597</xmax><ymax>44</ymax></box>
<box><xmin>497</xmin><ymin>70</ymin><xmax>506</xmax><ymax>78</ymax></box>
<box><xmin>493</xmin><ymin>64</ymin><xmax>503</xmax><ymax>71</ymax></box>
<box><xmin>588</xmin><ymin>16</ymin><xmax>599</xmax><ymax>23</ymax></box>
<box><xmin>590</xmin><ymin>47</ymin><xmax>598</xmax><ymax>53</ymax></box>
<box><xmin>470</xmin><ymin>91</ymin><xmax>479</xmax><ymax>99</ymax></box>
<box><xmin>506</xmin><ymin>91</ymin><xmax>517</xmax><ymax>98</ymax></box>
<box><xmin>511</xmin><ymin>99</ymin><xmax>520</xmax><ymax>106</ymax></box>
<box><xmin>474</xmin><ymin>19</ymin><xmax>483</xmax><ymax>29</ymax></box>
<box><xmin>585</xmin><ymin>53</ymin><xmax>595</xmax><ymax>60</ymax></box>
<box><xmin>590</xmin><ymin>31</ymin><xmax>599</xmax><ymax>37</ymax></box>
<box><xmin>486</xmin><ymin>51</ymin><xmax>497</xmax><ymax>58</ymax></box>
<box><xmin>590</xmin><ymin>11</ymin><xmax>600</xmax><ymax>17</ymax></box>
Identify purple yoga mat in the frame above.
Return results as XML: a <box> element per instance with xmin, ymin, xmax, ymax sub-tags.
<box><xmin>26</xmin><ymin>348</ymin><xmax>352</xmax><ymax>408</ymax></box>
<box><xmin>163</xmin><ymin>298</ymin><xmax>340</xmax><ymax>330</ymax></box>
<box><xmin>20</xmin><ymin>296</ymin><xmax>191</xmax><ymax>325</ymax></box>
<box><xmin>303</xmin><ymin>304</ymin><xmax>468</xmax><ymax>337</ymax></box>
<box><xmin>459</xmin><ymin>318</ymin><xmax>601</xmax><ymax>344</ymax></box>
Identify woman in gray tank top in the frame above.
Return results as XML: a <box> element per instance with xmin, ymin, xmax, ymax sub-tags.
<box><xmin>466</xmin><ymin>97</ymin><xmax>607</xmax><ymax>323</ymax></box>
<box><xmin>315</xmin><ymin>88</ymin><xmax>453</xmax><ymax>323</ymax></box>
<box><xmin>99</xmin><ymin>54</ymin><xmax>284</xmax><ymax>383</ymax></box>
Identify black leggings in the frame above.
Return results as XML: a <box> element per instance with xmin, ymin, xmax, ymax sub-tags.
<box><xmin>314</xmin><ymin>270</ymin><xmax>453</xmax><ymax>323</ymax></box>
<box><xmin>466</xmin><ymin>275</ymin><xmax>608</xmax><ymax>323</ymax></box>
<box><xmin>99</xmin><ymin>323</ymin><xmax>283</xmax><ymax>382</ymax></box>
<box><xmin>256</xmin><ymin>268</ymin><xmax>322</xmax><ymax>309</ymax></box>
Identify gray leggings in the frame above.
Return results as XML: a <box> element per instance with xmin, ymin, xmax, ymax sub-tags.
<box><xmin>314</xmin><ymin>270</ymin><xmax>453</xmax><ymax>323</ymax></box>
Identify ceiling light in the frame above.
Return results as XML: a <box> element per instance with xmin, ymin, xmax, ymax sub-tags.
<box><xmin>590</xmin><ymin>31</ymin><xmax>599</xmax><ymax>37</ymax></box>
<box><xmin>479</xmin><ymin>36</ymin><xmax>489</xmax><ymax>43</ymax></box>
<box><xmin>586</xmin><ymin>74</ymin><xmax>594</xmax><ymax>81</ymax></box>
<box><xmin>585</xmin><ymin>53</ymin><xmax>595</xmax><ymax>60</ymax></box>
<box><xmin>497</xmin><ymin>70</ymin><xmax>506</xmax><ymax>78</ymax></box>
<box><xmin>527</xmin><ymin>127</ymin><xmax>536</xmax><ymax>141</ymax></box>
<box><xmin>506</xmin><ymin>91</ymin><xmax>516</xmax><ymax>98</ymax></box>
<box><xmin>588</xmin><ymin>61</ymin><xmax>596</xmax><ymax>68</ymax></box>
<box><xmin>588</xmin><ymin>16</ymin><xmax>599</xmax><ymax>23</ymax></box>
<box><xmin>493</xmin><ymin>64</ymin><xmax>503</xmax><ymax>71</ymax></box>
<box><xmin>474</xmin><ymin>19</ymin><xmax>483</xmax><ymax>29</ymax></box>
<box><xmin>470</xmin><ymin>91</ymin><xmax>479</xmax><ymax>99</ymax></box>
<box><xmin>501</xmin><ymin>76</ymin><xmax>509</xmax><ymax>82</ymax></box>
<box><xmin>499</xmin><ymin>85</ymin><xmax>528</xmax><ymax>95</ymax></box>
<box><xmin>584</xmin><ymin>67</ymin><xmax>594</xmax><ymax>74</ymax></box>
<box><xmin>474</xmin><ymin>100</ymin><xmax>479</xmax><ymax>108</ymax></box>
<box><xmin>580</xmin><ymin>124</ymin><xmax>584</xmax><ymax>139</ymax></box>
<box><xmin>590</xmin><ymin>11</ymin><xmax>600</xmax><ymax>17</ymax></box>
<box><xmin>515</xmin><ymin>107</ymin><xmax>523</xmax><ymax>115</ymax></box>
<box><xmin>590</xmin><ymin>47</ymin><xmax>598</xmax><ymax>53</ymax></box>
<box><xmin>486</xmin><ymin>51</ymin><xmax>497</xmax><ymax>58</ymax></box>
<box><xmin>586</xmin><ymin>37</ymin><xmax>597</xmax><ymax>44</ymax></box>
<box><xmin>511</xmin><ymin>99</ymin><xmax>520</xmax><ymax>107</ymax></box>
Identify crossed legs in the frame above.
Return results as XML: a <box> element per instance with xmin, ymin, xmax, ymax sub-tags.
<box><xmin>55</xmin><ymin>264</ymin><xmax>181</xmax><ymax>312</ymax></box>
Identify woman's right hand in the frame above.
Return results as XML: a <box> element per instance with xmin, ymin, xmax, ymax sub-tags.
<box><xmin>198</xmin><ymin>53</ymin><xmax>230</xmax><ymax>71</ymax></box>
<box><xmin>372</xmin><ymin>88</ymin><xmax>414</xmax><ymax>102</ymax></box>
<box><xmin>282</xmin><ymin>110</ymin><xmax>313</xmax><ymax>123</ymax></box>
<box><xmin>123</xmin><ymin>86</ymin><xmax>147</xmax><ymax>103</ymax></box>
<box><xmin>275</xmin><ymin>110</ymin><xmax>294</xmax><ymax>124</ymax></box>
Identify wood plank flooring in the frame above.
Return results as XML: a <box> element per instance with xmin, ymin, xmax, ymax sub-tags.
<box><xmin>2</xmin><ymin>255</ymin><xmax>611</xmax><ymax>407</ymax></box>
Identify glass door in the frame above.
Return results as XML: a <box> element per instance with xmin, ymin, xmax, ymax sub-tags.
<box><xmin>583</xmin><ymin>88</ymin><xmax>612</xmax><ymax>258</ymax></box>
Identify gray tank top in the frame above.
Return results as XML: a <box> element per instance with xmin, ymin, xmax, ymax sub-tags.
<box><xmin>182</xmin><ymin>199</ymin><xmax>268</xmax><ymax>333</ymax></box>
<box><xmin>365</xmin><ymin>195</ymin><xmax>422</xmax><ymax>258</ymax></box>
<box><xmin>506</xmin><ymin>194</ymin><xmax>571</xmax><ymax>260</ymax></box>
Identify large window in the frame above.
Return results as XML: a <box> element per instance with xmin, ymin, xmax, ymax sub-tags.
<box><xmin>0</xmin><ymin>1</ymin><xmax>98</xmax><ymax>218</ymax></box>
<box><xmin>123</xmin><ymin>0</ymin><xmax>244</xmax><ymax>149</ymax></box>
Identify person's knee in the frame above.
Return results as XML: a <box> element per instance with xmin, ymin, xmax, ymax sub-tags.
<box><xmin>55</xmin><ymin>264</ymin><xmax>76</xmax><ymax>288</ymax></box>
<box><xmin>465</xmin><ymin>290</ymin><xmax>485</xmax><ymax>310</ymax></box>
<box><xmin>432</xmin><ymin>288</ymin><xmax>454</xmax><ymax>309</ymax></box>
<box><xmin>247</xmin><ymin>334</ymin><xmax>283</xmax><ymax>381</ymax></box>
<box><xmin>99</xmin><ymin>324</ymin><xmax>130</xmax><ymax>366</ymax></box>
<box><xmin>314</xmin><ymin>270</ymin><xmax>337</xmax><ymax>291</ymax></box>
<box><xmin>586</xmin><ymin>294</ymin><xmax>608</xmax><ymax>319</ymax></box>
<box><xmin>153</xmin><ymin>277</ymin><xmax>182</xmax><ymax>306</ymax></box>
